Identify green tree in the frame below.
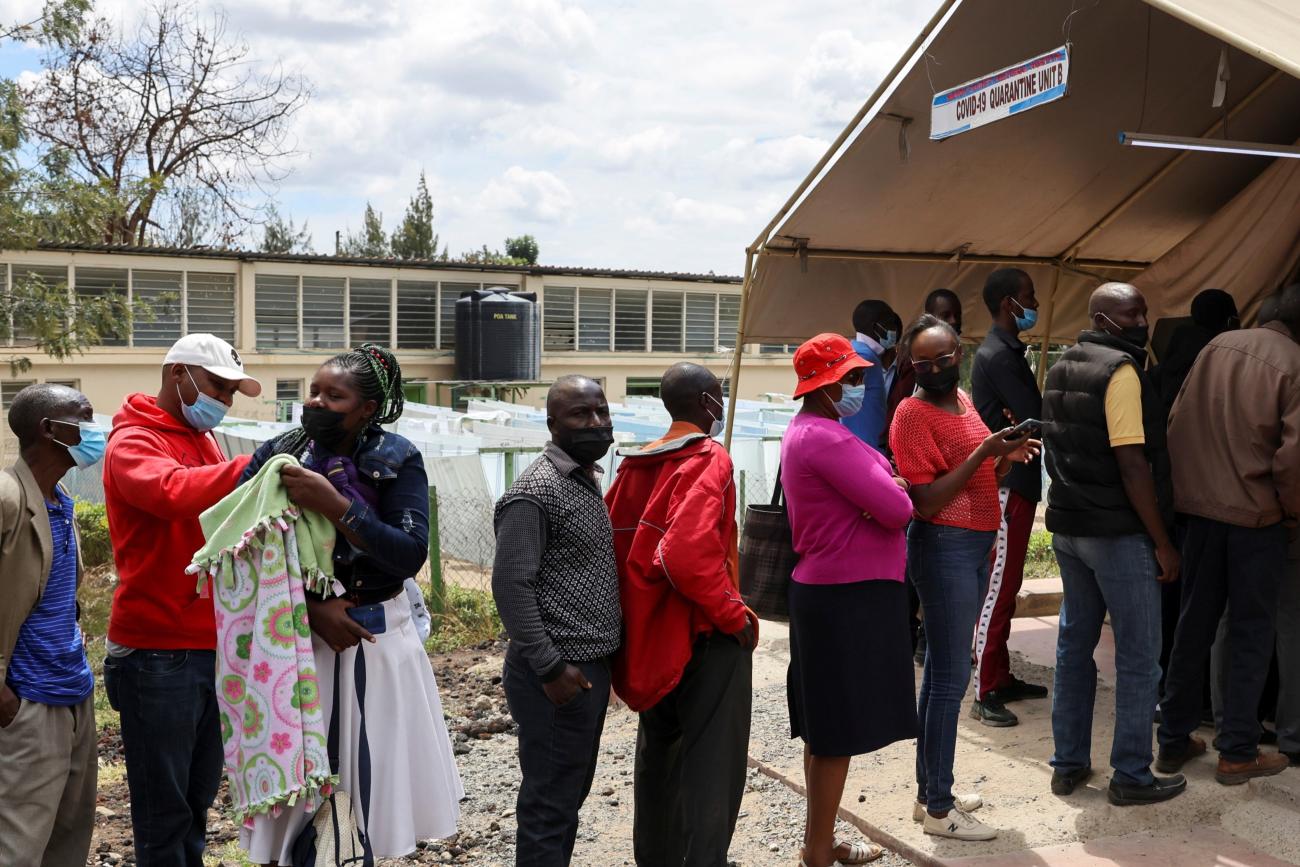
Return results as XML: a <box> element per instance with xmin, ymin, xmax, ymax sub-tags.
<box><xmin>343</xmin><ymin>203</ymin><xmax>389</xmax><ymax>257</ymax></box>
<box><xmin>260</xmin><ymin>205</ymin><xmax>312</xmax><ymax>254</ymax></box>
<box><xmin>504</xmin><ymin>234</ymin><xmax>539</xmax><ymax>264</ymax></box>
<box><xmin>390</xmin><ymin>171</ymin><xmax>444</xmax><ymax>260</ymax></box>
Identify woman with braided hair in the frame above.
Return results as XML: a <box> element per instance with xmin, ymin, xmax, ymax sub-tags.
<box><xmin>237</xmin><ymin>344</ymin><xmax>463</xmax><ymax>865</ymax></box>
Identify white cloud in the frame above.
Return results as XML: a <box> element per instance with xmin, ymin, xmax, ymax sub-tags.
<box><xmin>8</xmin><ymin>0</ymin><xmax>944</xmax><ymax>271</ymax></box>
<box><xmin>478</xmin><ymin>166</ymin><xmax>575</xmax><ymax>223</ymax></box>
<box><xmin>795</xmin><ymin>29</ymin><xmax>905</xmax><ymax>123</ymax></box>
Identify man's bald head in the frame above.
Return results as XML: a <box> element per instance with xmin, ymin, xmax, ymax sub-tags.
<box><xmin>661</xmin><ymin>363</ymin><xmax>721</xmax><ymax>422</ymax></box>
<box><xmin>8</xmin><ymin>383</ymin><xmax>88</xmax><ymax>448</ymax></box>
<box><xmin>1089</xmin><ymin>283</ymin><xmax>1144</xmax><ymax>318</ymax></box>
<box><xmin>546</xmin><ymin>375</ymin><xmax>604</xmax><ymax>417</ymax></box>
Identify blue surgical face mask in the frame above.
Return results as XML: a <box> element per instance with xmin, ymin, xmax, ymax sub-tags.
<box><xmin>1012</xmin><ymin>298</ymin><xmax>1038</xmax><ymax>331</ymax></box>
<box><xmin>875</xmin><ymin>323</ymin><xmax>899</xmax><ymax>351</ymax></box>
<box><xmin>48</xmin><ymin>419</ymin><xmax>107</xmax><ymax>469</ymax></box>
<box><xmin>829</xmin><ymin>383</ymin><xmax>865</xmax><ymax>418</ymax></box>
<box><xmin>178</xmin><ymin>367</ymin><xmax>229</xmax><ymax>432</ymax></box>
<box><xmin>704</xmin><ymin>393</ymin><xmax>725</xmax><ymax>438</ymax></box>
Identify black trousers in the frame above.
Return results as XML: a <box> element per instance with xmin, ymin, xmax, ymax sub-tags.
<box><xmin>1157</xmin><ymin>517</ymin><xmax>1287</xmax><ymax>762</ymax></box>
<box><xmin>634</xmin><ymin>633</ymin><xmax>752</xmax><ymax>867</ymax></box>
<box><xmin>503</xmin><ymin>649</ymin><xmax>610</xmax><ymax>867</ymax></box>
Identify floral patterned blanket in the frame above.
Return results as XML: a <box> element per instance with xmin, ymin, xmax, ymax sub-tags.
<box><xmin>189</xmin><ymin>454</ymin><xmax>338</xmax><ymax>824</ymax></box>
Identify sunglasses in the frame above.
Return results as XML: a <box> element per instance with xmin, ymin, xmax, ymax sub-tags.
<box><xmin>911</xmin><ymin>351</ymin><xmax>960</xmax><ymax>375</ymax></box>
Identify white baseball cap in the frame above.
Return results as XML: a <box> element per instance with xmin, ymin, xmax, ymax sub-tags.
<box><xmin>163</xmin><ymin>333</ymin><xmax>262</xmax><ymax>397</ymax></box>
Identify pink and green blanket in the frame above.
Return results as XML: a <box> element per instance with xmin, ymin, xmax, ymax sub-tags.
<box><xmin>190</xmin><ymin>454</ymin><xmax>339</xmax><ymax>825</ymax></box>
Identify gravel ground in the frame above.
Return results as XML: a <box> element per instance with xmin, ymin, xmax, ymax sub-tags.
<box><xmin>85</xmin><ymin>640</ymin><xmax>915</xmax><ymax>867</ymax></box>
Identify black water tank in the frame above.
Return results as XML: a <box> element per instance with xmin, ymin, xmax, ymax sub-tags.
<box><xmin>454</xmin><ymin>288</ymin><xmax>539</xmax><ymax>380</ymax></box>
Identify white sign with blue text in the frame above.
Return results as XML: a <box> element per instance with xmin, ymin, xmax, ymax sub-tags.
<box><xmin>930</xmin><ymin>45</ymin><xmax>1070</xmax><ymax>141</ymax></box>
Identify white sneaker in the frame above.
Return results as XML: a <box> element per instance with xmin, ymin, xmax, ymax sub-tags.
<box><xmin>912</xmin><ymin>793</ymin><xmax>983</xmax><ymax>822</ymax></box>
<box><xmin>922</xmin><ymin>807</ymin><xmax>998</xmax><ymax>841</ymax></box>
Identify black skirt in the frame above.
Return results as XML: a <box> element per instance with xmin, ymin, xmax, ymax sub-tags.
<box><xmin>787</xmin><ymin>578</ymin><xmax>918</xmax><ymax>756</ymax></box>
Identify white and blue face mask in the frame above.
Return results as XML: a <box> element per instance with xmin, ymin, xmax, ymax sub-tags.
<box><xmin>178</xmin><ymin>367</ymin><xmax>230</xmax><ymax>432</ymax></box>
<box><xmin>704</xmin><ymin>392</ymin><xmax>726</xmax><ymax>438</ymax></box>
<box><xmin>829</xmin><ymin>383</ymin><xmax>866</xmax><ymax>418</ymax></box>
<box><xmin>48</xmin><ymin>419</ymin><xmax>108</xmax><ymax>469</ymax></box>
<box><xmin>875</xmin><ymin>323</ymin><xmax>899</xmax><ymax>351</ymax></box>
<box><xmin>1012</xmin><ymin>297</ymin><xmax>1039</xmax><ymax>331</ymax></box>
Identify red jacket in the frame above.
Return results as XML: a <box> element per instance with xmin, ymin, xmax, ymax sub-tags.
<box><xmin>605</xmin><ymin>428</ymin><xmax>753</xmax><ymax>711</ymax></box>
<box><xmin>104</xmin><ymin>393</ymin><xmax>250</xmax><ymax>650</ymax></box>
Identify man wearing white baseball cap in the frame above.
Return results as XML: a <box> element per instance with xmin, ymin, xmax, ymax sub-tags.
<box><xmin>101</xmin><ymin>333</ymin><xmax>260</xmax><ymax>866</ymax></box>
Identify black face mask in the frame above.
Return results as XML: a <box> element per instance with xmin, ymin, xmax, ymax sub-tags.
<box><xmin>302</xmin><ymin>406</ymin><xmax>352</xmax><ymax>448</ymax></box>
<box><xmin>560</xmin><ymin>425</ymin><xmax>615</xmax><ymax>466</ymax></box>
<box><xmin>915</xmin><ymin>365</ymin><xmax>960</xmax><ymax>395</ymax></box>
<box><xmin>1098</xmin><ymin>314</ymin><xmax>1149</xmax><ymax>349</ymax></box>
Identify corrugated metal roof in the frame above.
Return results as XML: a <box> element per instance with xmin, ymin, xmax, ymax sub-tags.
<box><xmin>26</xmin><ymin>242</ymin><xmax>743</xmax><ymax>284</ymax></box>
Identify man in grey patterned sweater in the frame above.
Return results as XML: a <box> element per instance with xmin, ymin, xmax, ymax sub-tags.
<box><xmin>492</xmin><ymin>375</ymin><xmax>622</xmax><ymax>867</ymax></box>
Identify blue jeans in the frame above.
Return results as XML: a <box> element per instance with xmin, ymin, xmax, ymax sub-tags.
<box><xmin>103</xmin><ymin>650</ymin><xmax>224</xmax><ymax>867</ymax></box>
<box><xmin>1051</xmin><ymin>534</ymin><xmax>1160</xmax><ymax>786</ymax></box>
<box><xmin>909</xmin><ymin>522</ymin><xmax>995</xmax><ymax>812</ymax></box>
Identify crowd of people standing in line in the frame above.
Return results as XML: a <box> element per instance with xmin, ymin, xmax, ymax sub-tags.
<box><xmin>2</xmin><ymin>271</ymin><xmax>1299</xmax><ymax>867</ymax></box>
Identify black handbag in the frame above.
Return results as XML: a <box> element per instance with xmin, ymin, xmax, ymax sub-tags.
<box><xmin>292</xmin><ymin>648</ymin><xmax>375</xmax><ymax>867</ymax></box>
<box><xmin>739</xmin><ymin>465</ymin><xmax>798</xmax><ymax>622</ymax></box>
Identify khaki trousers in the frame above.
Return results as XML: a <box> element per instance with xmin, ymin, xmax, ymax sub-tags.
<box><xmin>0</xmin><ymin>693</ymin><xmax>98</xmax><ymax>867</ymax></box>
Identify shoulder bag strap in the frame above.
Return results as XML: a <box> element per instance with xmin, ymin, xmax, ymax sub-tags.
<box><xmin>770</xmin><ymin>462</ymin><xmax>784</xmax><ymax>507</ymax></box>
<box><xmin>353</xmin><ymin>645</ymin><xmax>375</xmax><ymax>863</ymax></box>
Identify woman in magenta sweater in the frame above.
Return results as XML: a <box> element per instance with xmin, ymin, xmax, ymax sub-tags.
<box><xmin>781</xmin><ymin>333</ymin><xmax>917</xmax><ymax>867</ymax></box>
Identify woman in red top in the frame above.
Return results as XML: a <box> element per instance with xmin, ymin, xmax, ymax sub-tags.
<box><xmin>889</xmin><ymin>315</ymin><xmax>1040</xmax><ymax>843</ymax></box>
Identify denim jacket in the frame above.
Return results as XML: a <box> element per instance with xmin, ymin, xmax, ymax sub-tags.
<box><xmin>242</xmin><ymin>426</ymin><xmax>430</xmax><ymax>602</ymax></box>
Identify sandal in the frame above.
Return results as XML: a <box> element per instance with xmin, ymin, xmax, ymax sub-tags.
<box><xmin>834</xmin><ymin>839</ymin><xmax>885</xmax><ymax>864</ymax></box>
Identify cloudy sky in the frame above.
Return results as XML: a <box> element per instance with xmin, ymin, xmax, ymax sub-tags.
<box><xmin>4</xmin><ymin>0</ymin><xmax>943</xmax><ymax>275</ymax></box>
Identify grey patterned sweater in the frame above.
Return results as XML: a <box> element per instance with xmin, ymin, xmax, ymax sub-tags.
<box><xmin>491</xmin><ymin>443</ymin><xmax>621</xmax><ymax>680</ymax></box>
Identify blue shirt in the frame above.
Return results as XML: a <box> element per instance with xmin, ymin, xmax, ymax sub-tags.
<box><xmin>842</xmin><ymin>338</ymin><xmax>889</xmax><ymax>454</ymax></box>
<box><xmin>7</xmin><ymin>488</ymin><xmax>94</xmax><ymax>705</ymax></box>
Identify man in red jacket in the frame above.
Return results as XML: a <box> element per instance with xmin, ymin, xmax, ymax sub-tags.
<box><xmin>606</xmin><ymin>362</ymin><xmax>758</xmax><ymax>867</ymax></box>
<box><xmin>101</xmin><ymin>333</ymin><xmax>259</xmax><ymax>867</ymax></box>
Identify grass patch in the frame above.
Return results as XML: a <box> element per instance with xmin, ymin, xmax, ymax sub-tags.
<box><xmin>1025</xmin><ymin>529</ymin><xmax>1058</xmax><ymax>580</ymax></box>
<box><xmin>425</xmin><ymin>584</ymin><xmax>503</xmax><ymax>654</ymax></box>
<box><xmin>203</xmin><ymin>840</ymin><xmax>254</xmax><ymax>866</ymax></box>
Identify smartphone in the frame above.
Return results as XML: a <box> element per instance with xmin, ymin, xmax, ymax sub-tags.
<box><xmin>347</xmin><ymin>602</ymin><xmax>387</xmax><ymax>635</ymax></box>
<box><xmin>1005</xmin><ymin>418</ymin><xmax>1042</xmax><ymax>440</ymax></box>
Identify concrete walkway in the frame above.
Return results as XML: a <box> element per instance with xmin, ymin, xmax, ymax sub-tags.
<box><xmin>748</xmin><ymin>615</ymin><xmax>1300</xmax><ymax>866</ymax></box>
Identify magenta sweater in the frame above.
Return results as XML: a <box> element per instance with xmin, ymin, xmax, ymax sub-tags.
<box><xmin>779</xmin><ymin>414</ymin><xmax>914</xmax><ymax>585</ymax></box>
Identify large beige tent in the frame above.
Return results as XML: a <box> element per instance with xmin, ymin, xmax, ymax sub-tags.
<box><xmin>726</xmin><ymin>0</ymin><xmax>1300</xmax><ymax>433</ymax></box>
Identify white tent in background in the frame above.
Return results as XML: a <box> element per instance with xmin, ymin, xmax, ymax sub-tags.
<box><xmin>724</xmin><ymin>0</ymin><xmax>1300</xmax><ymax>441</ymax></box>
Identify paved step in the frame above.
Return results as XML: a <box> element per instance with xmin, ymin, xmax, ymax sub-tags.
<box><xmin>936</xmin><ymin>826</ymin><xmax>1294</xmax><ymax>866</ymax></box>
<box><xmin>1015</xmin><ymin>577</ymin><xmax>1062</xmax><ymax>618</ymax></box>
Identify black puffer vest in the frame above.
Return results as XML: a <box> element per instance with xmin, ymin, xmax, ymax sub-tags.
<box><xmin>1043</xmin><ymin>331</ymin><xmax>1174</xmax><ymax>537</ymax></box>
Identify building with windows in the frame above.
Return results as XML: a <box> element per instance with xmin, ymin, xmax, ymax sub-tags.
<box><xmin>0</xmin><ymin>245</ymin><xmax>800</xmax><ymax>423</ymax></box>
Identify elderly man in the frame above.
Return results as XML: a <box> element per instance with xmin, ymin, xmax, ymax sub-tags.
<box><xmin>492</xmin><ymin>375</ymin><xmax>622</xmax><ymax>867</ymax></box>
<box><xmin>606</xmin><ymin>363</ymin><xmax>758</xmax><ymax>867</ymax></box>
<box><xmin>1156</xmin><ymin>284</ymin><xmax>1300</xmax><ymax>785</ymax></box>
<box><xmin>102</xmin><ymin>333</ymin><xmax>260</xmax><ymax>866</ymax></box>
<box><xmin>0</xmin><ymin>384</ymin><xmax>103</xmax><ymax>867</ymax></box>
<box><xmin>970</xmin><ymin>268</ymin><xmax>1047</xmax><ymax>727</ymax></box>
<box><xmin>1043</xmin><ymin>283</ymin><xmax>1186</xmax><ymax>806</ymax></box>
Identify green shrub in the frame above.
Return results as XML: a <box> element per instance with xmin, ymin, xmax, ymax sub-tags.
<box><xmin>75</xmin><ymin>500</ymin><xmax>113</xmax><ymax>568</ymax></box>
<box><xmin>1026</xmin><ymin>529</ymin><xmax>1054</xmax><ymax>563</ymax></box>
<box><xmin>424</xmin><ymin>584</ymin><xmax>503</xmax><ymax>654</ymax></box>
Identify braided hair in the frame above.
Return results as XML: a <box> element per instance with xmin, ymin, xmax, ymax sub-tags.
<box><xmin>271</xmin><ymin>343</ymin><xmax>405</xmax><ymax>458</ymax></box>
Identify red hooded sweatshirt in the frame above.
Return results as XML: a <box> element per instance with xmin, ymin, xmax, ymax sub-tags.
<box><xmin>104</xmin><ymin>393</ymin><xmax>251</xmax><ymax>650</ymax></box>
<box><xmin>605</xmin><ymin>426</ymin><xmax>754</xmax><ymax>712</ymax></box>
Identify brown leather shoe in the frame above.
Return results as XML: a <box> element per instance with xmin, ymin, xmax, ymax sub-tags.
<box><xmin>1215</xmin><ymin>751</ymin><xmax>1290</xmax><ymax>785</ymax></box>
<box><xmin>1155</xmin><ymin>735</ymin><xmax>1207</xmax><ymax>774</ymax></box>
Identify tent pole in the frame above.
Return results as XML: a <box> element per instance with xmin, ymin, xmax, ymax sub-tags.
<box><xmin>747</xmin><ymin>0</ymin><xmax>961</xmax><ymax>254</ymax></box>
<box><xmin>724</xmin><ymin>247</ymin><xmax>756</xmax><ymax>452</ymax></box>
<box><xmin>1036</xmin><ymin>264</ymin><xmax>1064</xmax><ymax>391</ymax></box>
<box><xmin>760</xmin><ymin>246</ymin><xmax>1149</xmax><ymax>272</ymax></box>
<box><xmin>1063</xmin><ymin>68</ymin><xmax>1283</xmax><ymax>259</ymax></box>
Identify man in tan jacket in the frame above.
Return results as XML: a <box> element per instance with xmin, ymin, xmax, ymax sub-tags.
<box><xmin>0</xmin><ymin>383</ymin><xmax>103</xmax><ymax>866</ymax></box>
<box><xmin>1157</xmin><ymin>283</ymin><xmax>1300</xmax><ymax>786</ymax></box>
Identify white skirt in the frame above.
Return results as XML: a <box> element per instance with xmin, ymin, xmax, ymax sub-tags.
<box><xmin>240</xmin><ymin>593</ymin><xmax>464</xmax><ymax>863</ymax></box>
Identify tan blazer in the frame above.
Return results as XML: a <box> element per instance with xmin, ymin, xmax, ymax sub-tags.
<box><xmin>0</xmin><ymin>457</ymin><xmax>83</xmax><ymax>685</ymax></box>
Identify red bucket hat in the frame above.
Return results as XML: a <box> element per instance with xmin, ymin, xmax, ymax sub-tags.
<box><xmin>792</xmin><ymin>332</ymin><xmax>872</xmax><ymax>398</ymax></box>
